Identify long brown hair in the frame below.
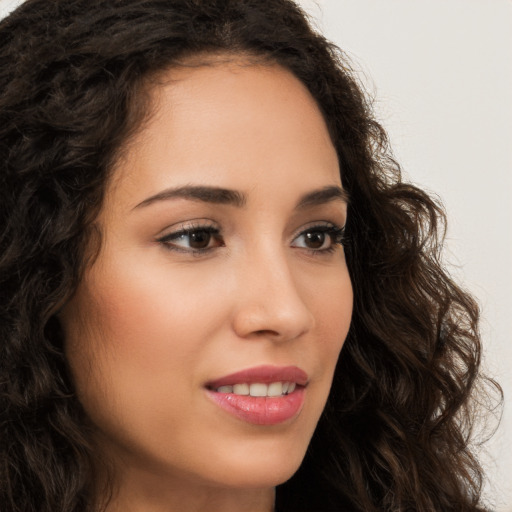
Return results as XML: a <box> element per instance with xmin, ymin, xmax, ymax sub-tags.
<box><xmin>0</xmin><ymin>1</ymin><xmax>500</xmax><ymax>510</ymax></box>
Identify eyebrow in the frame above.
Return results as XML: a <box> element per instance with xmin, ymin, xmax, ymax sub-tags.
<box><xmin>133</xmin><ymin>184</ymin><xmax>348</xmax><ymax>210</ymax></box>
<box><xmin>295</xmin><ymin>185</ymin><xmax>349</xmax><ymax>209</ymax></box>
<box><xmin>133</xmin><ymin>185</ymin><xmax>246</xmax><ymax>209</ymax></box>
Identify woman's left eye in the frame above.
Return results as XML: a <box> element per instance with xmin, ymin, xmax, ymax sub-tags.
<box><xmin>291</xmin><ymin>225</ymin><xmax>345</xmax><ymax>253</ymax></box>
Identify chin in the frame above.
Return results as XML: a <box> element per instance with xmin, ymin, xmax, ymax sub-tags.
<box><xmin>201</xmin><ymin>440</ymin><xmax>308</xmax><ymax>490</ymax></box>
<box><xmin>215</xmin><ymin>465</ymin><xmax>301</xmax><ymax>490</ymax></box>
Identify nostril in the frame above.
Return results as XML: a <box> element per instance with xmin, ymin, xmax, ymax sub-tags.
<box><xmin>254</xmin><ymin>329</ymin><xmax>280</xmax><ymax>337</ymax></box>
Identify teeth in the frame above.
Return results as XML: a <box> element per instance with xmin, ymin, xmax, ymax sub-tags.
<box><xmin>233</xmin><ymin>383</ymin><xmax>249</xmax><ymax>395</ymax></box>
<box><xmin>267</xmin><ymin>382</ymin><xmax>283</xmax><ymax>397</ymax></box>
<box><xmin>249</xmin><ymin>383</ymin><xmax>267</xmax><ymax>397</ymax></box>
<box><xmin>215</xmin><ymin>381</ymin><xmax>296</xmax><ymax>397</ymax></box>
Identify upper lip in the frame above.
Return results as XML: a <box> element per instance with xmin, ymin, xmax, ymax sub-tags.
<box><xmin>206</xmin><ymin>365</ymin><xmax>309</xmax><ymax>389</ymax></box>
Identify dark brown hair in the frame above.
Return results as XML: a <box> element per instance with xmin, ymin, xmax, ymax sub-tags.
<box><xmin>0</xmin><ymin>1</ymin><xmax>500</xmax><ymax>511</ymax></box>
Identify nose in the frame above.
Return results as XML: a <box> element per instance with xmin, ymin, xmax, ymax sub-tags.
<box><xmin>231</xmin><ymin>246</ymin><xmax>315</xmax><ymax>342</ymax></box>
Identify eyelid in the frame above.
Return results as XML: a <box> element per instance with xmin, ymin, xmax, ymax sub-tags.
<box><xmin>290</xmin><ymin>221</ymin><xmax>344</xmax><ymax>240</ymax></box>
<box><xmin>155</xmin><ymin>220</ymin><xmax>223</xmax><ymax>254</ymax></box>
<box><xmin>290</xmin><ymin>221</ymin><xmax>346</xmax><ymax>253</ymax></box>
<box><xmin>155</xmin><ymin>219</ymin><xmax>218</xmax><ymax>239</ymax></box>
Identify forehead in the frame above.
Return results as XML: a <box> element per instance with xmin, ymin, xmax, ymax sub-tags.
<box><xmin>108</xmin><ymin>60</ymin><xmax>341</xmax><ymax>211</ymax></box>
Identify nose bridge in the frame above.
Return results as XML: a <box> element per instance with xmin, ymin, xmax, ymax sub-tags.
<box><xmin>231</xmin><ymin>238</ymin><xmax>314</xmax><ymax>341</ymax></box>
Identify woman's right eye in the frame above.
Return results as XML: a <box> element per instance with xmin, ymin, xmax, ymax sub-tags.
<box><xmin>157</xmin><ymin>226</ymin><xmax>223</xmax><ymax>253</ymax></box>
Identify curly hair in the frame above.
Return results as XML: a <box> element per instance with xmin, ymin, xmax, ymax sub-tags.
<box><xmin>0</xmin><ymin>0</ymin><xmax>499</xmax><ymax>511</ymax></box>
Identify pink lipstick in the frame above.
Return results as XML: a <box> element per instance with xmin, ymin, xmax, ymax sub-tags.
<box><xmin>205</xmin><ymin>365</ymin><xmax>308</xmax><ymax>425</ymax></box>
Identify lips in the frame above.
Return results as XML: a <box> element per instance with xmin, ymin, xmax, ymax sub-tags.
<box><xmin>205</xmin><ymin>365</ymin><xmax>308</xmax><ymax>425</ymax></box>
<box><xmin>207</xmin><ymin>365</ymin><xmax>308</xmax><ymax>388</ymax></box>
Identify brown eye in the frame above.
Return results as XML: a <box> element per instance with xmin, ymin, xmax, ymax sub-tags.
<box><xmin>188</xmin><ymin>230</ymin><xmax>212</xmax><ymax>249</ymax></box>
<box><xmin>291</xmin><ymin>225</ymin><xmax>345</xmax><ymax>253</ymax></box>
<box><xmin>304</xmin><ymin>231</ymin><xmax>326</xmax><ymax>249</ymax></box>
<box><xmin>158</xmin><ymin>226</ymin><xmax>222</xmax><ymax>253</ymax></box>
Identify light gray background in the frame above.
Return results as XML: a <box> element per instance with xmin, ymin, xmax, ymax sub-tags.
<box><xmin>1</xmin><ymin>0</ymin><xmax>511</xmax><ymax>509</ymax></box>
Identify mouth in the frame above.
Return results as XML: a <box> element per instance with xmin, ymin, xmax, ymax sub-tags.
<box><xmin>210</xmin><ymin>381</ymin><xmax>298</xmax><ymax>397</ymax></box>
<box><xmin>205</xmin><ymin>365</ymin><xmax>308</xmax><ymax>426</ymax></box>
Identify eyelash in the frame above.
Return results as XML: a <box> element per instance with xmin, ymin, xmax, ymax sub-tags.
<box><xmin>157</xmin><ymin>224</ymin><xmax>223</xmax><ymax>255</ymax></box>
<box><xmin>292</xmin><ymin>224</ymin><xmax>346</xmax><ymax>255</ymax></box>
<box><xmin>156</xmin><ymin>223</ymin><xmax>346</xmax><ymax>256</ymax></box>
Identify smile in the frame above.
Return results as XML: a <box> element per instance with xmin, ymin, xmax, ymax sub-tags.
<box><xmin>214</xmin><ymin>382</ymin><xmax>297</xmax><ymax>396</ymax></box>
<box><xmin>205</xmin><ymin>365</ymin><xmax>307</xmax><ymax>425</ymax></box>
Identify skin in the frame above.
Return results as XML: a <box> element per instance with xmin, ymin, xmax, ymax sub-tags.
<box><xmin>60</xmin><ymin>59</ymin><xmax>353</xmax><ymax>512</ymax></box>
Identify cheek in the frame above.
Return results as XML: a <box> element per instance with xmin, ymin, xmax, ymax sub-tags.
<box><xmin>61</xmin><ymin>259</ymin><xmax>213</xmax><ymax>425</ymax></box>
<box><xmin>327</xmin><ymin>278</ymin><xmax>353</xmax><ymax>354</ymax></box>
<box><xmin>298</xmin><ymin>266</ymin><xmax>353</xmax><ymax>414</ymax></box>
<box><xmin>313</xmin><ymin>272</ymin><xmax>353</xmax><ymax>391</ymax></box>
<box><xmin>61</xmin><ymin>265</ymin><xmax>221</xmax><ymax>459</ymax></box>
<box><xmin>73</xmin><ymin>253</ymin><xmax>228</xmax><ymax>373</ymax></box>
<box><xmin>306</xmin><ymin>262</ymin><xmax>353</xmax><ymax>348</ymax></box>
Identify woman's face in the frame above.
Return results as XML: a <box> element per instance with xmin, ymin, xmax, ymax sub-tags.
<box><xmin>61</xmin><ymin>60</ymin><xmax>352</xmax><ymax>495</ymax></box>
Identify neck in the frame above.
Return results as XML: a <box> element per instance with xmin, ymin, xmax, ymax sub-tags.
<box><xmin>98</xmin><ymin>467</ymin><xmax>275</xmax><ymax>512</ymax></box>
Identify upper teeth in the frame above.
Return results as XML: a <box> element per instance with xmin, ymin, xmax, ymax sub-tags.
<box><xmin>216</xmin><ymin>382</ymin><xmax>296</xmax><ymax>396</ymax></box>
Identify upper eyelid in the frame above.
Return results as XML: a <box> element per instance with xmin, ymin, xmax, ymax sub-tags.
<box><xmin>291</xmin><ymin>223</ymin><xmax>346</xmax><ymax>246</ymax></box>
<box><xmin>159</xmin><ymin>226</ymin><xmax>219</xmax><ymax>242</ymax></box>
<box><xmin>155</xmin><ymin>220</ymin><xmax>219</xmax><ymax>240</ymax></box>
<box><xmin>290</xmin><ymin>221</ymin><xmax>343</xmax><ymax>239</ymax></box>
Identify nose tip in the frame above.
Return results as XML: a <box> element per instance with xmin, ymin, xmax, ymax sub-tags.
<box><xmin>231</xmin><ymin>263</ymin><xmax>315</xmax><ymax>342</ymax></box>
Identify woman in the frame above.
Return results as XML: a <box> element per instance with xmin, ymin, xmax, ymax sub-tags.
<box><xmin>0</xmin><ymin>1</ymin><xmax>499</xmax><ymax>511</ymax></box>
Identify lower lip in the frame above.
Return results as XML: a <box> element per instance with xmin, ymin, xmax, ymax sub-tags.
<box><xmin>206</xmin><ymin>388</ymin><xmax>305</xmax><ymax>425</ymax></box>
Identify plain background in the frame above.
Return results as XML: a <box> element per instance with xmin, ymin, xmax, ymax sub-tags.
<box><xmin>1</xmin><ymin>0</ymin><xmax>511</xmax><ymax>510</ymax></box>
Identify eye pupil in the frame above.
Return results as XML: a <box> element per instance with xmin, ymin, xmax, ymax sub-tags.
<box><xmin>189</xmin><ymin>230</ymin><xmax>211</xmax><ymax>249</ymax></box>
<box><xmin>305</xmin><ymin>231</ymin><xmax>325</xmax><ymax>249</ymax></box>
